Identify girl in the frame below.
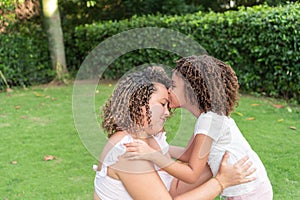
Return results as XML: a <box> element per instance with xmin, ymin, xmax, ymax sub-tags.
<box><xmin>125</xmin><ymin>56</ymin><xmax>272</xmax><ymax>199</ymax></box>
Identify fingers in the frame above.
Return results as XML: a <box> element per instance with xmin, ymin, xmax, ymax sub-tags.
<box><xmin>221</xmin><ymin>151</ymin><xmax>230</xmax><ymax>164</ymax></box>
<box><xmin>126</xmin><ymin>146</ymin><xmax>138</xmax><ymax>152</ymax></box>
<box><xmin>244</xmin><ymin>167</ymin><xmax>256</xmax><ymax>177</ymax></box>
<box><xmin>123</xmin><ymin>152</ymin><xmax>138</xmax><ymax>158</ymax></box>
<box><xmin>124</xmin><ymin>142</ymin><xmax>139</xmax><ymax>148</ymax></box>
<box><xmin>235</xmin><ymin>155</ymin><xmax>250</xmax><ymax>166</ymax></box>
<box><xmin>241</xmin><ymin>160</ymin><xmax>252</xmax><ymax>171</ymax></box>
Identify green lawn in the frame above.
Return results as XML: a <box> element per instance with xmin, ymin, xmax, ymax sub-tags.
<box><xmin>0</xmin><ymin>84</ymin><xmax>299</xmax><ymax>199</ymax></box>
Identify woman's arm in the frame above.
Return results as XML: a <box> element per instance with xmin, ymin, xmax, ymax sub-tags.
<box><xmin>117</xmin><ymin>152</ymin><xmax>255</xmax><ymax>200</ymax></box>
<box><xmin>115</xmin><ymin>158</ymin><xmax>173</xmax><ymax>200</ymax></box>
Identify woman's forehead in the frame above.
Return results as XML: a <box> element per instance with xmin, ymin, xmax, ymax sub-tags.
<box><xmin>153</xmin><ymin>83</ymin><xmax>168</xmax><ymax>97</ymax></box>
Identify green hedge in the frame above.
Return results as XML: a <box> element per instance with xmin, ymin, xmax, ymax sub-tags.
<box><xmin>0</xmin><ymin>3</ymin><xmax>299</xmax><ymax>102</ymax></box>
<box><xmin>0</xmin><ymin>33</ymin><xmax>53</xmax><ymax>89</ymax></box>
<box><xmin>74</xmin><ymin>3</ymin><xmax>300</xmax><ymax>102</ymax></box>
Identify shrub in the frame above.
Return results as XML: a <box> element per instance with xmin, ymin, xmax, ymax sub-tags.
<box><xmin>74</xmin><ymin>3</ymin><xmax>300</xmax><ymax>102</ymax></box>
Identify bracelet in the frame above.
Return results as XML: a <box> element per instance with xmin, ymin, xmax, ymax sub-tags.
<box><xmin>214</xmin><ymin>177</ymin><xmax>224</xmax><ymax>193</ymax></box>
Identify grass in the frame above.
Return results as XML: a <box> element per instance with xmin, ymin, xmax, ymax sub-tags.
<box><xmin>0</xmin><ymin>84</ymin><xmax>299</xmax><ymax>199</ymax></box>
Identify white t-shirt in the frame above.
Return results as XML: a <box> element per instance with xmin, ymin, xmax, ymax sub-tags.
<box><xmin>194</xmin><ymin>111</ymin><xmax>270</xmax><ymax>196</ymax></box>
<box><xmin>94</xmin><ymin>132</ymin><xmax>173</xmax><ymax>200</ymax></box>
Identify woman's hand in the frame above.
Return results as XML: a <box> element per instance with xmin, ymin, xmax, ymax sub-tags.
<box><xmin>215</xmin><ymin>152</ymin><xmax>256</xmax><ymax>189</ymax></box>
<box><xmin>124</xmin><ymin>139</ymin><xmax>157</xmax><ymax>161</ymax></box>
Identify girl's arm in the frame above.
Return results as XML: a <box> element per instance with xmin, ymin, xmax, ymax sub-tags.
<box><xmin>125</xmin><ymin>134</ymin><xmax>213</xmax><ymax>184</ymax></box>
<box><xmin>169</xmin><ymin>134</ymin><xmax>194</xmax><ymax>162</ymax></box>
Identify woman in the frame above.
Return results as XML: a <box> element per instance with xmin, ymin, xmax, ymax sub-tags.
<box><xmin>94</xmin><ymin>66</ymin><xmax>255</xmax><ymax>200</ymax></box>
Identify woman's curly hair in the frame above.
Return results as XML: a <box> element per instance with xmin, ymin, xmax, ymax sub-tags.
<box><xmin>175</xmin><ymin>55</ymin><xmax>239</xmax><ymax>116</ymax></box>
<box><xmin>102</xmin><ymin>66</ymin><xmax>172</xmax><ymax>138</ymax></box>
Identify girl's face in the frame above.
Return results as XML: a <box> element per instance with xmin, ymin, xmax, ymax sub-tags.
<box><xmin>144</xmin><ymin>83</ymin><xmax>170</xmax><ymax>135</ymax></box>
<box><xmin>168</xmin><ymin>71</ymin><xmax>187</xmax><ymax>109</ymax></box>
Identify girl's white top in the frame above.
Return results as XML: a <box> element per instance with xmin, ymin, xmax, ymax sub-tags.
<box><xmin>94</xmin><ymin>132</ymin><xmax>173</xmax><ymax>200</ymax></box>
<box><xmin>194</xmin><ymin>111</ymin><xmax>270</xmax><ymax>196</ymax></box>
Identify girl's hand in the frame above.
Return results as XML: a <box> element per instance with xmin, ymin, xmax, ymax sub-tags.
<box><xmin>124</xmin><ymin>139</ymin><xmax>157</xmax><ymax>161</ymax></box>
<box><xmin>215</xmin><ymin>152</ymin><xmax>256</xmax><ymax>189</ymax></box>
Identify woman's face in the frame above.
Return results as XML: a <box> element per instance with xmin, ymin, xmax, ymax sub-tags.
<box><xmin>144</xmin><ymin>83</ymin><xmax>170</xmax><ymax>135</ymax></box>
<box><xmin>168</xmin><ymin>71</ymin><xmax>187</xmax><ymax>109</ymax></box>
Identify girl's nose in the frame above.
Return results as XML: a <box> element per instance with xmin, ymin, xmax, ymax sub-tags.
<box><xmin>165</xmin><ymin>106</ymin><xmax>170</xmax><ymax>117</ymax></box>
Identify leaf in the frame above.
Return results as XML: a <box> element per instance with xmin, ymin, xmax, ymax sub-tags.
<box><xmin>277</xmin><ymin>118</ymin><xmax>284</xmax><ymax>122</ymax></box>
<box><xmin>272</xmin><ymin>104</ymin><xmax>284</xmax><ymax>109</ymax></box>
<box><xmin>251</xmin><ymin>104</ymin><xmax>260</xmax><ymax>107</ymax></box>
<box><xmin>289</xmin><ymin>126</ymin><xmax>297</xmax><ymax>130</ymax></box>
<box><xmin>15</xmin><ymin>105</ymin><xmax>21</xmax><ymax>109</ymax></box>
<box><xmin>44</xmin><ymin>155</ymin><xmax>55</xmax><ymax>161</ymax></box>
<box><xmin>233</xmin><ymin>111</ymin><xmax>244</xmax><ymax>116</ymax></box>
<box><xmin>246</xmin><ymin>117</ymin><xmax>255</xmax><ymax>121</ymax></box>
<box><xmin>34</xmin><ymin>92</ymin><xmax>45</xmax><ymax>97</ymax></box>
<box><xmin>287</xmin><ymin>107</ymin><xmax>292</xmax><ymax>113</ymax></box>
<box><xmin>10</xmin><ymin>160</ymin><xmax>18</xmax><ymax>165</ymax></box>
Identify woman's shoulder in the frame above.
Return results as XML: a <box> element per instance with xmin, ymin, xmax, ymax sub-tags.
<box><xmin>108</xmin><ymin>131</ymin><xmax>132</xmax><ymax>145</ymax></box>
<box><xmin>99</xmin><ymin>131</ymin><xmax>133</xmax><ymax>162</ymax></box>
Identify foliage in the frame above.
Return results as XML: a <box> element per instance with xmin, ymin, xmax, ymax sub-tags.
<box><xmin>0</xmin><ymin>33</ymin><xmax>54</xmax><ymax>88</ymax></box>
<box><xmin>0</xmin><ymin>1</ymin><xmax>299</xmax><ymax>102</ymax></box>
<box><xmin>73</xmin><ymin>2</ymin><xmax>300</xmax><ymax>102</ymax></box>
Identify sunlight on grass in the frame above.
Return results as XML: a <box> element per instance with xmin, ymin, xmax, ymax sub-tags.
<box><xmin>0</xmin><ymin>85</ymin><xmax>299</xmax><ymax>199</ymax></box>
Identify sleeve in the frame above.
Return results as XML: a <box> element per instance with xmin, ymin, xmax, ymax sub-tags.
<box><xmin>99</xmin><ymin>135</ymin><xmax>134</xmax><ymax>176</ymax></box>
<box><xmin>193</xmin><ymin>112</ymin><xmax>225</xmax><ymax>141</ymax></box>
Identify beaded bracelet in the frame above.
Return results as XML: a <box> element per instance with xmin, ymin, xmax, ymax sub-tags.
<box><xmin>214</xmin><ymin>177</ymin><xmax>224</xmax><ymax>193</ymax></box>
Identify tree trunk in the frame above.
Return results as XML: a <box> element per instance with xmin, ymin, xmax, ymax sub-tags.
<box><xmin>40</xmin><ymin>0</ymin><xmax>68</xmax><ymax>84</ymax></box>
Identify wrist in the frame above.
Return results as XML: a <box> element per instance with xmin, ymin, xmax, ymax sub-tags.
<box><xmin>214</xmin><ymin>175</ymin><xmax>225</xmax><ymax>193</ymax></box>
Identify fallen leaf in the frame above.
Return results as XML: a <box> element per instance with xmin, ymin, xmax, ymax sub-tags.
<box><xmin>272</xmin><ymin>104</ymin><xmax>284</xmax><ymax>109</ymax></box>
<box><xmin>289</xmin><ymin>126</ymin><xmax>297</xmax><ymax>130</ymax></box>
<box><xmin>277</xmin><ymin>119</ymin><xmax>284</xmax><ymax>122</ymax></box>
<box><xmin>108</xmin><ymin>84</ymin><xmax>112</xmax><ymax>87</ymax></box>
<box><xmin>15</xmin><ymin>105</ymin><xmax>21</xmax><ymax>109</ymax></box>
<box><xmin>52</xmin><ymin>98</ymin><xmax>57</xmax><ymax>101</ymax></box>
<box><xmin>34</xmin><ymin>92</ymin><xmax>45</xmax><ymax>97</ymax></box>
<box><xmin>246</xmin><ymin>117</ymin><xmax>255</xmax><ymax>121</ymax></box>
<box><xmin>45</xmin><ymin>95</ymin><xmax>51</xmax><ymax>99</ymax></box>
<box><xmin>20</xmin><ymin>116</ymin><xmax>28</xmax><ymax>119</ymax></box>
<box><xmin>44</xmin><ymin>155</ymin><xmax>55</xmax><ymax>161</ymax></box>
<box><xmin>11</xmin><ymin>160</ymin><xmax>18</xmax><ymax>165</ymax></box>
<box><xmin>233</xmin><ymin>111</ymin><xmax>244</xmax><ymax>116</ymax></box>
<box><xmin>251</xmin><ymin>104</ymin><xmax>260</xmax><ymax>107</ymax></box>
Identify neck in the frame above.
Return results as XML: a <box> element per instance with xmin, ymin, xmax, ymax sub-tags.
<box><xmin>182</xmin><ymin>103</ymin><xmax>202</xmax><ymax>118</ymax></box>
<box><xmin>130</xmin><ymin>130</ymin><xmax>152</xmax><ymax>140</ymax></box>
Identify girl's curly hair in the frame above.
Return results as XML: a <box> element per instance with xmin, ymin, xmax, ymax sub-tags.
<box><xmin>102</xmin><ymin>66</ymin><xmax>172</xmax><ymax>138</ymax></box>
<box><xmin>175</xmin><ymin>55</ymin><xmax>239</xmax><ymax>116</ymax></box>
